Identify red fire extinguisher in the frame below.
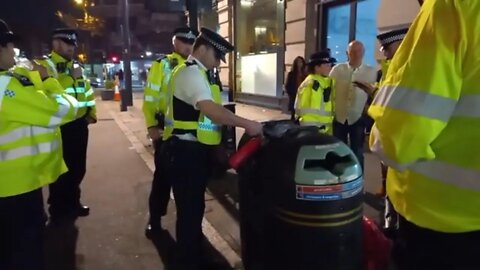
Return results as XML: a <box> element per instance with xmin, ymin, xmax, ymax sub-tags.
<box><xmin>228</xmin><ymin>136</ymin><xmax>263</xmax><ymax>170</ymax></box>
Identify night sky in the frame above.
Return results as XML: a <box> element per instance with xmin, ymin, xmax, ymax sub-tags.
<box><xmin>0</xmin><ymin>0</ymin><xmax>81</xmax><ymax>54</ymax></box>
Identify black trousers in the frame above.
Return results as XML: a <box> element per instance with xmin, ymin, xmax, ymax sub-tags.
<box><xmin>147</xmin><ymin>139</ymin><xmax>171</xmax><ymax>227</ymax></box>
<box><xmin>48</xmin><ymin>118</ymin><xmax>89</xmax><ymax>216</ymax></box>
<box><xmin>0</xmin><ymin>189</ymin><xmax>47</xmax><ymax>270</ymax></box>
<box><xmin>164</xmin><ymin>138</ymin><xmax>212</xmax><ymax>270</ymax></box>
<box><xmin>394</xmin><ymin>215</ymin><xmax>480</xmax><ymax>270</ymax></box>
<box><xmin>333</xmin><ymin>119</ymin><xmax>365</xmax><ymax>169</ymax></box>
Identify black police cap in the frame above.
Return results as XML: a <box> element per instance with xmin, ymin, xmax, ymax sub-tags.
<box><xmin>308</xmin><ymin>51</ymin><xmax>335</xmax><ymax>66</ymax></box>
<box><xmin>52</xmin><ymin>28</ymin><xmax>78</xmax><ymax>47</ymax></box>
<box><xmin>174</xmin><ymin>27</ymin><xmax>198</xmax><ymax>45</ymax></box>
<box><xmin>0</xmin><ymin>19</ymin><xmax>20</xmax><ymax>44</ymax></box>
<box><xmin>377</xmin><ymin>27</ymin><xmax>408</xmax><ymax>51</ymax></box>
<box><xmin>197</xmin><ymin>27</ymin><xmax>234</xmax><ymax>63</ymax></box>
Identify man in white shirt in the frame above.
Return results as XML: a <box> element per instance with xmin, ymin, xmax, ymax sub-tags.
<box><xmin>162</xmin><ymin>27</ymin><xmax>263</xmax><ymax>269</ymax></box>
<box><xmin>329</xmin><ymin>41</ymin><xmax>377</xmax><ymax>169</ymax></box>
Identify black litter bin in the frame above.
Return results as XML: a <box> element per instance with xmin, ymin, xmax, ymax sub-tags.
<box><xmin>237</xmin><ymin>120</ymin><xmax>363</xmax><ymax>270</ymax></box>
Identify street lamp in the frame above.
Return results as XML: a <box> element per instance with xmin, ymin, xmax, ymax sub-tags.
<box><xmin>74</xmin><ymin>0</ymin><xmax>83</xmax><ymax>5</ymax></box>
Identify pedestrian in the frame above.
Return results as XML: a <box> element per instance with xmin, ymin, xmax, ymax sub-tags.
<box><xmin>285</xmin><ymin>56</ymin><xmax>306</xmax><ymax>120</ymax></box>
<box><xmin>329</xmin><ymin>40</ymin><xmax>377</xmax><ymax>169</ymax></box>
<box><xmin>143</xmin><ymin>27</ymin><xmax>198</xmax><ymax>238</ymax></box>
<box><xmin>37</xmin><ymin>28</ymin><xmax>97</xmax><ymax>223</ymax></box>
<box><xmin>369</xmin><ymin>0</ymin><xmax>480</xmax><ymax>269</ymax></box>
<box><xmin>295</xmin><ymin>51</ymin><xmax>335</xmax><ymax>133</ymax></box>
<box><xmin>162</xmin><ymin>27</ymin><xmax>263</xmax><ymax>269</ymax></box>
<box><xmin>0</xmin><ymin>19</ymin><xmax>78</xmax><ymax>269</ymax></box>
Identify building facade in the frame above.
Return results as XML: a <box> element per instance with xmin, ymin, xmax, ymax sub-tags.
<box><xmin>215</xmin><ymin>0</ymin><xmax>421</xmax><ymax>108</ymax></box>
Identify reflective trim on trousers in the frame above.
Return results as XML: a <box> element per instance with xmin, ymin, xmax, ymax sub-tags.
<box><xmin>0</xmin><ymin>75</ymin><xmax>12</xmax><ymax>110</ymax></box>
<box><xmin>0</xmin><ymin>139</ymin><xmax>60</xmax><ymax>161</ymax></box>
<box><xmin>0</xmin><ymin>126</ymin><xmax>56</xmax><ymax>144</ymax></box>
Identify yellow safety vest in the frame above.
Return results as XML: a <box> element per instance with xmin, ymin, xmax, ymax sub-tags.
<box><xmin>163</xmin><ymin>62</ymin><xmax>222</xmax><ymax>145</ymax></box>
<box><xmin>369</xmin><ymin>0</ymin><xmax>480</xmax><ymax>233</ymax></box>
<box><xmin>37</xmin><ymin>51</ymin><xmax>96</xmax><ymax>121</ymax></box>
<box><xmin>0</xmin><ymin>67</ymin><xmax>78</xmax><ymax>197</ymax></box>
<box><xmin>142</xmin><ymin>52</ymin><xmax>185</xmax><ymax>128</ymax></box>
<box><xmin>295</xmin><ymin>74</ymin><xmax>335</xmax><ymax>134</ymax></box>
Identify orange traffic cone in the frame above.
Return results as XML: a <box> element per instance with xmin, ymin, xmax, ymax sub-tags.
<box><xmin>114</xmin><ymin>85</ymin><xmax>121</xmax><ymax>101</ymax></box>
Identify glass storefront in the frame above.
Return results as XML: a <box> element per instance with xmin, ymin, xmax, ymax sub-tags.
<box><xmin>235</xmin><ymin>0</ymin><xmax>284</xmax><ymax>97</ymax></box>
<box><xmin>321</xmin><ymin>0</ymin><xmax>380</xmax><ymax>66</ymax></box>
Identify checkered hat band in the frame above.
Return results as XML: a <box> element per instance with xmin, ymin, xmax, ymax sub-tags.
<box><xmin>53</xmin><ymin>33</ymin><xmax>76</xmax><ymax>40</ymax></box>
<box><xmin>381</xmin><ymin>33</ymin><xmax>406</xmax><ymax>46</ymax></box>
<box><xmin>201</xmin><ymin>34</ymin><xmax>227</xmax><ymax>53</ymax></box>
<box><xmin>175</xmin><ymin>32</ymin><xmax>196</xmax><ymax>40</ymax></box>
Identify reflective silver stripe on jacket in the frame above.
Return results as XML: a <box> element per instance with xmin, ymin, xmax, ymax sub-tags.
<box><xmin>299</xmin><ymin>121</ymin><xmax>329</xmax><ymax>128</ymax></box>
<box><xmin>373</xmin><ymin>85</ymin><xmax>456</xmax><ymax>122</ymax></box>
<box><xmin>85</xmin><ymin>88</ymin><xmax>94</xmax><ymax>97</ymax></box>
<box><xmin>148</xmin><ymin>82</ymin><xmax>161</xmax><ymax>91</ymax></box>
<box><xmin>0</xmin><ymin>140</ymin><xmax>60</xmax><ymax>161</ymax></box>
<box><xmin>65</xmin><ymin>87</ymin><xmax>86</xmax><ymax>94</ymax></box>
<box><xmin>77</xmin><ymin>100</ymin><xmax>96</xmax><ymax>108</ymax></box>
<box><xmin>370</xmin><ymin>127</ymin><xmax>480</xmax><ymax>191</ymax></box>
<box><xmin>374</xmin><ymin>85</ymin><xmax>480</xmax><ymax>120</ymax></box>
<box><xmin>452</xmin><ymin>94</ymin><xmax>480</xmax><ymax>117</ymax></box>
<box><xmin>410</xmin><ymin>160</ymin><xmax>480</xmax><ymax>191</ymax></box>
<box><xmin>144</xmin><ymin>95</ymin><xmax>157</xmax><ymax>102</ymax></box>
<box><xmin>0</xmin><ymin>126</ymin><xmax>55</xmax><ymax>145</ymax></box>
<box><xmin>48</xmin><ymin>94</ymin><xmax>78</xmax><ymax>126</ymax></box>
<box><xmin>0</xmin><ymin>76</ymin><xmax>11</xmax><ymax>110</ymax></box>
<box><xmin>296</xmin><ymin>108</ymin><xmax>332</xmax><ymax>116</ymax></box>
<box><xmin>46</xmin><ymin>59</ymin><xmax>58</xmax><ymax>78</ymax></box>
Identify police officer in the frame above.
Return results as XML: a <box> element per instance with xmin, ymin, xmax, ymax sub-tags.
<box><xmin>0</xmin><ymin>19</ymin><xmax>78</xmax><ymax>269</ymax></box>
<box><xmin>143</xmin><ymin>27</ymin><xmax>198</xmax><ymax>238</ymax></box>
<box><xmin>162</xmin><ymin>28</ymin><xmax>263</xmax><ymax>269</ymax></box>
<box><xmin>38</xmin><ymin>28</ymin><xmax>97</xmax><ymax>222</ymax></box>
<box><xmin>370</xmin><ymin>0</ymin><xmax>480</xmax><ymax>268</ymax></box>
<box><xmin>374</xmin><ymin>26</ymin><xmax>409</xmax><ymax>235</ymax></box>
<box><xmin>295</xmin><ymin>51</ymin><xmax>336</xmax><ymax>134</ymax></box>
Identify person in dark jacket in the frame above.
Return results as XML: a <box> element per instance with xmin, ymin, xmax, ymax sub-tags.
<box><xmin>285</xmin><ymin>56</ymin><xmax>306</xmax><ymax>120</ymax></box>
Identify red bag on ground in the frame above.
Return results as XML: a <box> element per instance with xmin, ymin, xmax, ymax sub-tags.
<box><xmin>363</xmin><ymin>216</ymin><xmax>393</xmax><ymax>270</ymax></box>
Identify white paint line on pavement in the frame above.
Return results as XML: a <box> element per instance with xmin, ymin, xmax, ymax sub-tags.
<box><xmin>108</xmin><ymin>109</ymin><xmax>241</xmax><ymax>268</ymax></box>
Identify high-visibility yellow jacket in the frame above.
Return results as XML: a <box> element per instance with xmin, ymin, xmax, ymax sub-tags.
<box><xmin>37</xmin><ymin>51</ymin><xmax>96</xmax><ymax>121</ymax></box>
<box><xmin>368</xmin><ymin>0</ymin><xmax>480</xmax><ymax>233</ymax></box>
<box><xmin>295</xmin><ymin>74</ymin><xmax>335</xmax><ymax>134</ymax></box>
<box><xmin>0</xmin><ymin>67</ymin><xmax>78</xmax><ymax>197</ymax></box>
<box><xmin>163</xmin><ymin>62</ymin><xmax>222</xmax><ymax>145</ymax></box>
<box><xmin>142</xmin><ymin>52</ymin><xmax>185</xmax><ymax>128</ymax></box>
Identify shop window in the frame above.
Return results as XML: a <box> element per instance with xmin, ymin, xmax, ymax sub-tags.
<box><xmin>235</xmin><ymin>0</ymin><xmax>284</xmax><ymax>96</ymax></box>
<box><xmin>355</xmin><ymin>0</ymin><xmax>380</xmax><ymax>66</ymax></box>
<box><xmin>325</xmin><ymin>4</ymin><xmax>350</xmax><ymax>64</ymax></box>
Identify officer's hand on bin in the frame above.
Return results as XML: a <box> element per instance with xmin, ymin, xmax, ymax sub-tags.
<box><xmin>244</xmin><ymin>120</ymin><xmax>263</xmax><ymax>137</ymax></box>
<box><xmin>148</xmin><ymin>126</ymin><xmax>162</xmax><ymax>141</ymax></box>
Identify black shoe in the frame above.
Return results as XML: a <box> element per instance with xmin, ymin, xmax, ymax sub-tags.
<box><xmin>77</xmin><ymin>205</ymin><xmax>90</xmax><ymax>217</ymax></box>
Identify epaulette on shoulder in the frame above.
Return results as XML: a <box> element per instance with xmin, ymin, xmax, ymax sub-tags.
<box><xmin>6</xmin><ymin>71</ymin><xmax>34</xmax><ymax>86</ymax></box>
<box><xmin>155</xmin><ymin>55</ymin><xmax>167</xmax><ymax>63</ymax></box>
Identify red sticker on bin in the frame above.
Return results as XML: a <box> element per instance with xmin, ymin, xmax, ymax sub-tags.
<box><xmin>296</xmin><ymin>185</ymin><xmax>343</xmax><ymax>193</ymax></box>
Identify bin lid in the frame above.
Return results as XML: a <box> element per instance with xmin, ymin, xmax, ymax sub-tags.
<box><xmin>294</xmin><ymin>142</ymin><xmax>362</xmax><ymax>186</ymax></box>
